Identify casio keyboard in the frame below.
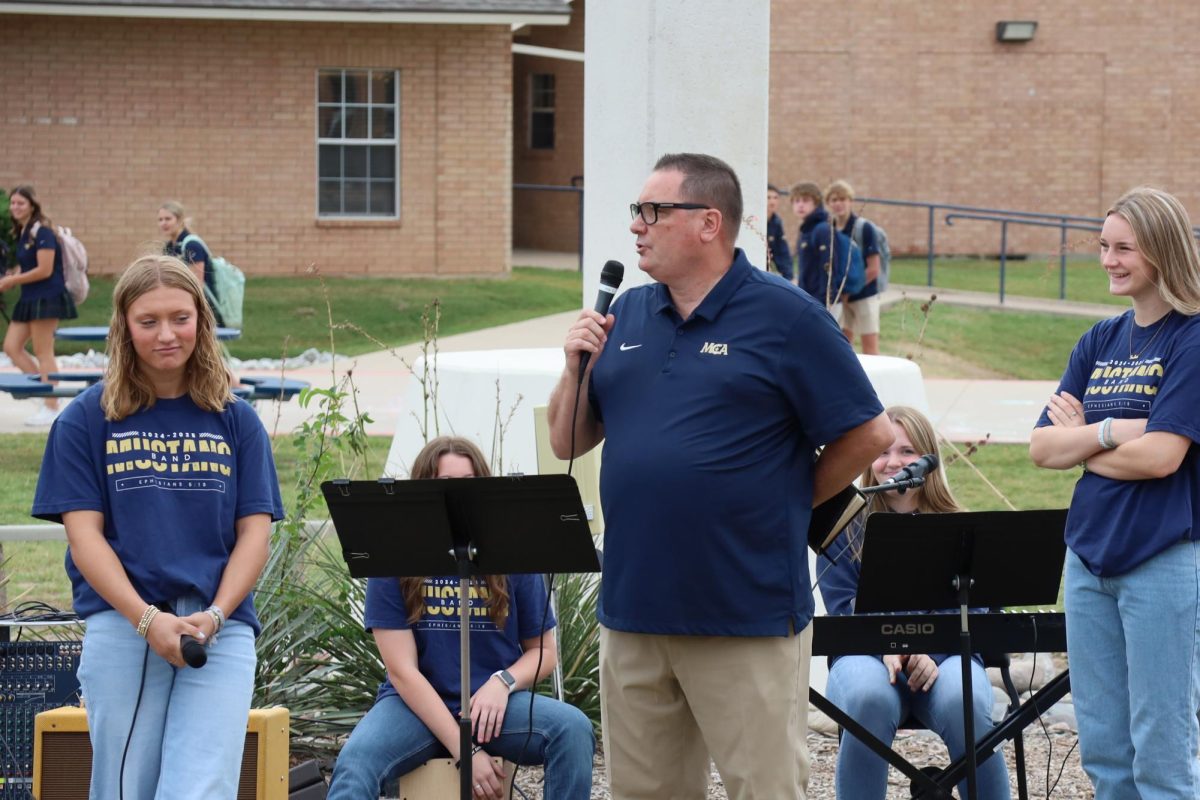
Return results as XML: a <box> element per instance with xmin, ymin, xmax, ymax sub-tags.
<box><xmin>813</xmin><ymin>610</ymin><xmax>1067</xmax><ymax>657</ymax></box>
<box><xmin>810</xmin><ymin>611</ymin><xmax>1070</xmax><ymax>800</ymax></box>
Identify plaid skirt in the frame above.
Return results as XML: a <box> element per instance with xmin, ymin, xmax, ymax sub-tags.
<box><xmin>11</xmin><ymin>290</ymin><xmax>79</xmax><ymax>322</ymax></box>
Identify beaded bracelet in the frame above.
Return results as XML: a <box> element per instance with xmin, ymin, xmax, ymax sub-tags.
<box><xmin>205</xmin><ymin>605</ymin><xmax>225</xmax><ymax>634</ymax></box>
<box><xmin>136</xmin><ymin>605</ymin><xmax>160</xmax><ymax>638</ymax></box>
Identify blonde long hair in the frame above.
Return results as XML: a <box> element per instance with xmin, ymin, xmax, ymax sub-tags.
<box><xmin>102</xmin><ymin>254</ymin><xmax>233</xmax><ymax>420</ymax></box>
<box><xmin>861</xmin><ymin>406</ymin><xmax>962</xmax><ymax>516</ymax></box>
<box><xmin>1108</xmin><ymin>187</ymin><xmax>1200</xmax><ymax>315</ymax></box>
<box><xmin>400</xmin><ymin>436</ymin><xmax>511</xmax><ymax>628</ymax></box>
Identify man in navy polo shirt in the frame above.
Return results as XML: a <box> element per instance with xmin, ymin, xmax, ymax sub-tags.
<box><xmin>548</xmin><ymin>153</ymin><xmax>892</xmax><ymax>799</ymax></box>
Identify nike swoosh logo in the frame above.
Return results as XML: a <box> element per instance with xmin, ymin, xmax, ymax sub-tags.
<box><xmin>619</xmin><ymin>343</ymin><xmax>643</xmax><ymax>351</ymax></box>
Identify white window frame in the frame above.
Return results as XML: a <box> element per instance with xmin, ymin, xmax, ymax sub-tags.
<box><xmin>316</xmin><ymin>68</ymin><xmax>400</xmax><ymax>219</ymax></box>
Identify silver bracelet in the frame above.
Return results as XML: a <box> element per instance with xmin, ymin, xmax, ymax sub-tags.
<box><xmin>1099</xmin><ymin>417</ymin><xmax>1117</xmax><ymax>450</ymax></box>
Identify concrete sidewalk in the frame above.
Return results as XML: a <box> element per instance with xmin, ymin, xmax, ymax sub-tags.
<box><xmin>0</xmin><ymin>282</ymin><xmax>1117</xmax><ymax>441</ymax></box>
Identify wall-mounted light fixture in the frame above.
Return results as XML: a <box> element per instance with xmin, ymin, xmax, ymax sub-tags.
<box><xmin>996</xmin><ymin>20</ymin><xmax>1037</xmax><ymax>43</ymax></box>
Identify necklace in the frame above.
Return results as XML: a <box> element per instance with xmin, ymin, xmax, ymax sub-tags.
<box><xmin>1129</xmin><ymin>310</ymin><xmax>1173</xmax><ymax>359</ymax></box>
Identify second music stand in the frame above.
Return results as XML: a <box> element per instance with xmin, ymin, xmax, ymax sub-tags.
<box><xmin>322</xmin><ymin>474</ymin><xmax>601</xmax><ymax>800</ymax></box>
<box><xmin>843</xmin><ymin>509</ymin><xmax>1067</xmax><ymax>800</ymax></box>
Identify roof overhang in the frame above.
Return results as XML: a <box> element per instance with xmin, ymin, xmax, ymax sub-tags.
<box><xmin>0</xmin><ymin>2</ymin><xmax>569</xmax><ymax>26</ymax></box>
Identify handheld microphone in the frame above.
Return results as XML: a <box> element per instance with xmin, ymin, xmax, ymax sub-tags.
<box><xmin>180</xmin><ymin>635</ymin><xmax>208</xmax><ymax>668</ymax></box>
<box><xmin>578</xmin><ymin>260</ymin><xmax>625</xmax><ymax>379</ymax></box>
<box><xmin>884</xmin><ymin>453</ymin><xmax>939</xmax><ymax>487</ymax></box>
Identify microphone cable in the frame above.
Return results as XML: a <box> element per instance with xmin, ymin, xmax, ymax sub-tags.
<box><xmin>119</xmin><ymin>642</ymin><xmax>152</xmax><ymax>800</ymax></box>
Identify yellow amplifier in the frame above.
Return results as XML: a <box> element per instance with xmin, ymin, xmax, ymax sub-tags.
<box><xmin>32</xmin><ymin>705</ymin><xmax>289</xmax><ymax>800</ymax></box>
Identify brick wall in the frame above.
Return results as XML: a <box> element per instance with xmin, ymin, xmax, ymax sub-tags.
<box><xmin>768</xmin><ymin>0</ymin><xmax>1200</xmax><ymax>257</ymax></box>
<box><xmin>512</xmin><ymin>2</ymin><xmax>584</xmax><ymax>253</ymax></box>
<box><xmin>0</xmin><ymin>15</ymin><xmax>513</xmax><ymax>277</ymax></box>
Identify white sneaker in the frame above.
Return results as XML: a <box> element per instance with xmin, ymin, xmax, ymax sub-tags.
<box><xmin>24</xmin><ymin>406</ymin><xmax>61</xmax><ymax>427</ymax></box>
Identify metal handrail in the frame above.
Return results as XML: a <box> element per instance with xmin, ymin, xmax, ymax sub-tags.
<box><xmin>943</xmin><ymin>213</ymin><xmax>1102</xmax><ymax>303</ymax></box>
<box><xmin>858</xmin><ymin>196</ymin><xmax>1200</xmax><ymax>300</ymax></box>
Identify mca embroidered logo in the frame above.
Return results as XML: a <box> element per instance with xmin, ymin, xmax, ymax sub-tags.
<box><xmin>700</xmin><ymin>342</ymin><xmax>729</xmax><ymax>356</ymax></box>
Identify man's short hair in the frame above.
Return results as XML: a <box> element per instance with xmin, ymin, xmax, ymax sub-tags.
<box><xmin>825</xmin><ymin>179</ymin><xmax>855</xmax><ymax>202</ymax></box>
<box><xmin>654</xmin><ymin>153</ymin><xmax>742</xmax><ymax>243</ymax></box>
<box><xmin>789</xmin><ymin>182</ymin><xmax>823</xmax><ymax>206</ymax></box>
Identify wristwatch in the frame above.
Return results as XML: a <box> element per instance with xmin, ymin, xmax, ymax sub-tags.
<box><xmin>491</xmin><ymin>669</ymin><xmax>517</xmax><ymax>694</ymax></box>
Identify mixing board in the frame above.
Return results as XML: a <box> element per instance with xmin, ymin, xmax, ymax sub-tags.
<box><xmin>0</xmin><ymin>641</ymin><xmax>83</xmax><ymax>799</ymax></box>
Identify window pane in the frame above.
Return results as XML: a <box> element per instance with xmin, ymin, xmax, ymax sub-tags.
<box><xmin>371</xmin><ymin>107</ymin><xmax>395</xmax><ymax>139</ymax></box>
<box><xmin>344</xmin><ymin>146</ymin><xmax>367</xmax><ymax>178</ymax></box>
<box><xmin>344</xmin><ymin>180</ymin><xmax>368</xmax><ymax>214</ymax></box>
<box><xmin>318</xmin><ymin>106</ymin><xmax>342</xmax><ymax>139</ymax></box>
<box><xmin>344</xmin><ymin>71</ymin><xmax>369</xmax><ymax>103</ymax></box>
<box><xmin>532</xmin><ymin>74</ymin><xmax>555</xmax><ymax>107</ymax></box>
<box><xmin>369</xmin><ymin>145</ymin><xmax>395</xmax><ymax>178</ymax></box>
<box><xmin>344</xmin><ymin>106</ymin><xmax>368</xmax><ymax>139</ymax></box>
<box><xmin>370</xmin><ymin>181</ymin><xmax>396</xmax><ymax>215</ymax></box>
<box><xmin>371</xmin><ymin>71</ymin><xmax>396</xmax><ymax>105</ymax></box>
<box><xmin>319</xmin><ymin>180</ymin><xmax>342</xmax><ymax>214</ymax></box>
<box><xmin>531</xmin><ymin>111</ymin><xmax>554</xmax><ymax>149</ymax></box>
<box><xmin>318</xmin><ymin>145</ymin><xmax>342</xmax><ymax>178</ymax></box>
<box><xmin>318</xmin><ymin>71</ymin><xmax>342</xmax><ymax>103</ymax></box>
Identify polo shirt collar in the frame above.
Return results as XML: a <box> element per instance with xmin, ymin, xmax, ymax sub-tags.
<box><xmin>691</xmin><ymin>248</ymin><xmax>754</xmax><ymax>321</ymax></box>
<box><xmin>650</xmin><ymin>248</ymin><xmax>754</xmax><ymax>321</ymax></box>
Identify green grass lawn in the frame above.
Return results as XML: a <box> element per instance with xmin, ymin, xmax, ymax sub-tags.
<box><xmin>890</xmin><ymin>256</ymin><xmax>1122</xmax><ymax>306</ymax></box>
<box><xmin>881</xmin><ymin>297</ymin><xmax>1096</xmax><ymax>379</ymax></box>
<box><xmin>44</xmin><ymin>266</ymin><xmax>582</xmax><ymax>360</ymax></box>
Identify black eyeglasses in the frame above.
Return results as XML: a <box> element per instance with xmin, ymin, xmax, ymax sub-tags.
<box><xmin>629</xmin><ymin>201</ymin><xmax>712</xmax><ymax>225</ymax></box>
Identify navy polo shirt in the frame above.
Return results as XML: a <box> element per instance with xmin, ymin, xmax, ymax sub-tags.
<box><xmin>588</xmin><ymin>248</ymin><xmax>884</xmax><ymax>636</ymax></box>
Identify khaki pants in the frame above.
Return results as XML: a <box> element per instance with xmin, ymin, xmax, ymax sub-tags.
<box><xmin>599</xmin><ymin>623</ymin><xmax>812</xmax><ymax>800</ymax></box>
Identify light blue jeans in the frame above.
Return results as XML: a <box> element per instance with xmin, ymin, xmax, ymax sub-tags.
<box><xmin>827</xmin><ymin>654</ymin><xmax>1010</xmax><ymax>800</ymax></box>
<box><xmin>76</xmin><ymin>595</ymin><xmax>256</xmax><ymax>800</ymax></box>
<box><xmin>327</xmin><ymin>691</ymin><xmax>594</xmax><ymax>799</ymax></box>
<box><xmin>1065</xmin><ymin>542</ymin><xmax>1200</xmax><ymax>800</ymax></box>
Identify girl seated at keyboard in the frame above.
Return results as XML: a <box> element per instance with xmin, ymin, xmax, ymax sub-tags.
<box><xmin>817</xmin><ymin>406</ymin><xmax>1011</xmax><ymax>800</ymax></box>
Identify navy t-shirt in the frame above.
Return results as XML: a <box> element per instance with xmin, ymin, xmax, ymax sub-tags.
<box><xmin>17</xmin><ymin>223</ymin><xmax>66</xmax><ymax>301</ymax></box>
<box><xmin>364</xmin><ymin>573</ymin><xmax>556</xmax><ymax>714</ymax></box>
<box><xmin>588</xmin><ymin>248</ymin><xmax>884</xmax><ymax>636</ymax></box>
<box><xmin>167</xmin><ymin>229</ymin><xmax>216</xmax><ymax>297</ymax></box>
<box><xmin>32</xmin><ymin>383</ymin><xmax>284</xmax><ymax>633</ymax></box>
<box><xmin>1035</xmin><ymin>310</ymin><xmax>1200</xmax><ymax>576</ymax></box>
<box><xmin>842</xmin><ymin>214</ymin><xmax>880</xmax><ymax>301</ymax></box>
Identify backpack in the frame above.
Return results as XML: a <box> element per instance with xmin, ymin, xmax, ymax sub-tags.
<box><xmin>851</xmin><ymin>216</ymin><xmax>891</xmax><ymax>292</ymax></box>
<box><xmin>31</xmin><ymin>221</ymin><xmax>89</xmax><ymax>305</ymax></box>
<box><xmin>179</xmin><ymin>233</ymin><xmax>245</xmax><ymax>329</ymax></box>
<box><xmin>828</xmin><ymin>227</ymin><xmax>866</xmax><ymax>299</ymax></box>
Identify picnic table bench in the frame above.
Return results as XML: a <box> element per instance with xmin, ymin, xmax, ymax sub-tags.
<box><xmin>0</xmin><ymin>372</ymin><xmax>308</xmax><ymax>402</ymax></box>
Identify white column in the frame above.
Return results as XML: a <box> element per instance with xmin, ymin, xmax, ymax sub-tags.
<box><xmin>582</xmin><ymin>0</ymin><xmax>771</xmax><ymax>300</ymax></box>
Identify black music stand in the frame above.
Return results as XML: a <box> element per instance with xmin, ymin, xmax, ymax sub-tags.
<box><xmin>321</xmin><ymin>474</ymin><xmax>601</xmax><ymax>800</ymax></box>
<box><xmin>821</xmin><ymin>509</ymin><xmax>1067</xmax><ymax>800</ymax></box>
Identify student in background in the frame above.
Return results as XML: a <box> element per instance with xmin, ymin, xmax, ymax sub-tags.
<box><xmin>792</xmin><ymin>180</ymin><xmax>846</xmax><ymax>311</ymax></box>
<box><xmin>826</xmin><ymin>180</ymin><xmax>882</xmax><ymax>354</ymax></box>
<box><xmin>767</xmin><ymin>183</ymin><xmax>794</xmax><ymax>281</ymax></box>
<box><xmin>0</xmin><ymin>185</ymin><xmax>78</xmax><ymax>426</ymax></box>
<box><xmin>158</xmin><ymin>200</ymin><xmax>224</xmax><ymax>326</ymax></box>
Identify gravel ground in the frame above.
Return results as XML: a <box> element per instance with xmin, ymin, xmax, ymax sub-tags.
<box><xmin>509</xmin><ymin>725</ymin><xmax>1087</xmax><ymax>799</ymax></box>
